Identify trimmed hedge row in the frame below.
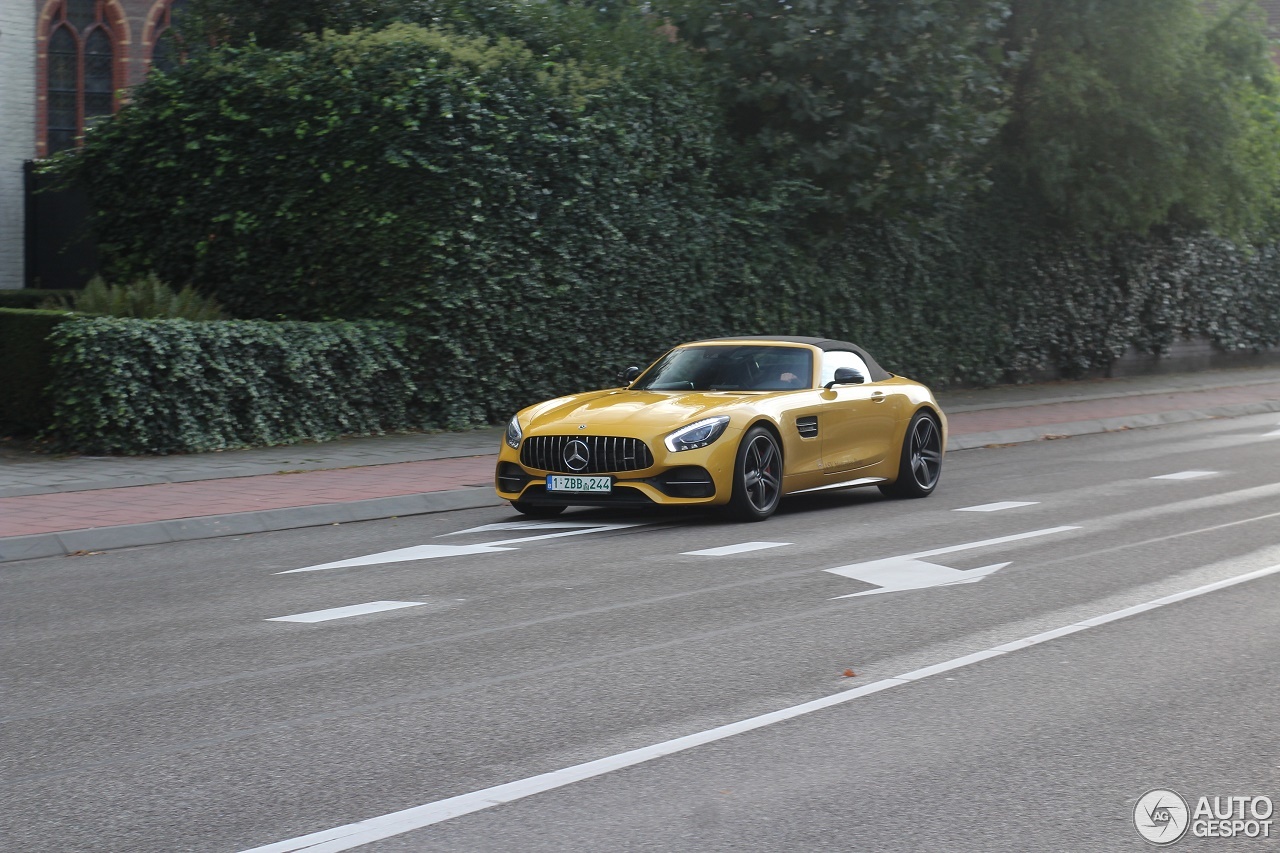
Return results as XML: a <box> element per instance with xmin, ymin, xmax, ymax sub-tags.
<box><xmin>31</xmin><ymin>220</ymin><xmax>1280</xmax><ymax>455</ymax></box>
<box><xmin>0</xmin><ymin>290</ymin><xmax>76</xmax><ymax>310</ymax></box>
<box><xmin>44</xmin><ymin>318</ymin><xmax>436</xmax><ymax>454</ymax></box>
<box><xmin>0</xmin><ymin>308</ymin><xmax>81</xmax><ymax>434</ymax></box>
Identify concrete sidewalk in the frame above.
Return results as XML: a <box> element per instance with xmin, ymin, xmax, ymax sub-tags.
<box><xmin>4</xmin><ymin>365</ymin><xmax>1280</xmax><ymax>562</ymax></box>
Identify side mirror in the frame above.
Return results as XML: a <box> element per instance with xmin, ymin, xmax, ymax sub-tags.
<box><xmin>617</xmin><ymin>365</ymin><xmax>641</xmax><ymax>385</ymax></box>
<box><xmin>823</xmin><ymin>367</ymin><xmax>865</xmax><ymax>390</ymax></box>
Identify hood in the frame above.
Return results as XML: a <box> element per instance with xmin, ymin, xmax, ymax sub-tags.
<box><xmin>523</xmin><ymin>389</ymin><xmax>760</xmax><ymax>433</ymax></box>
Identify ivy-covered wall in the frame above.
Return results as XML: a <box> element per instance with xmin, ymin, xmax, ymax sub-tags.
<box><xmin>44</xmin><ymin>318</ymin><xmax>434</xmax><ymax>454</ymax></box>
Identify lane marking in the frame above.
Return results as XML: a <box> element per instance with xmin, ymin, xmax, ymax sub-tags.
<box><xmin>826</xmin><ymin>526</ymin><xmax>1079</xmax><ymax>598</ymax></box>
<box><xmin>954</xmin><ymin>501</ymin><xmax>1039</xmax><ymax>512</ymax></box>
<box><xmin>682</xmin><ymin>542</ymin><xmax>792</xmax><ymax>557</ymax></box>
<box><xmin>439</xmin><ymin>522</ymin><xmax>617</xmax><ymax>537</ymax></box>
<box><xmin>266</xmin><ymin>602</ymin><xmax>426</xmax><ymax>624</ymax></box>
<box><xmin>280</xmin><ymin>523</ymin><xmax>643</xmax><ymax>574</ymax></box>
<box><xmin>907</xmin><ymin>526</ymin><xmax>1079</xmax><ymax>560</ymax></box>
<box><xmin>1151</xmin><ymin>470</ymin><xmax>1218</xmax><ymax>480</ymax></box>
<box><xmin>239</xmin><ymin>562</ymin><xmax>1280</xmax><ymax>853</ymax></box>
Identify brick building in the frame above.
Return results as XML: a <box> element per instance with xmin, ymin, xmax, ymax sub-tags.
<box><xmin>1</xmin><ymin>0</ymin><xmax>180</xmax><ymax>291</ymax></box>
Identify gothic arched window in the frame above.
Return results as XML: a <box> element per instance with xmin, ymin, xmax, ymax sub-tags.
<box><xmin>42</xmin><ymin>0</ymin><xmax>118</xmax><ymax>155</ymax></box>
<box><xmin>150</xmin><ymin>0</ymin><xmax>188</xmax><ymax>75</ymax></box>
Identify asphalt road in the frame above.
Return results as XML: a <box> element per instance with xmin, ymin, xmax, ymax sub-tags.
<box><xmin>3</xmin><ymin>413</ymin><xmax>1280</xmax><ymax>852</ymax></box>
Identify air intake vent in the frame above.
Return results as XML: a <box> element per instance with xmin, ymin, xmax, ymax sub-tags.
<box><xmin>521</xmin><ymin>435</ymin><xmax>654</xmax><ymax>474</ymax></box>
<box><xmin>796</xmin><ymin>416</ymin><xmax>818</xmax><ymax>439</ymax></box>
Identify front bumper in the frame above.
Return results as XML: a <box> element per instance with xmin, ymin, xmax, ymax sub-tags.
<box><xmin>495</xmin><ymin>430</ymin><xmax>741</xmax><ymax>507</ymax></box>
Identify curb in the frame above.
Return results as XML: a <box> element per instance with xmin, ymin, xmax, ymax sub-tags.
<box><xmin>3</xmin><ymin>400</ymin><xmax>1278</xmax><ymax>564</ymax></box>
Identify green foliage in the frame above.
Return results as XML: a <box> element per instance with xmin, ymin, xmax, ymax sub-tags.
<box><xmin>0</xmin><ymin>290</ymin><xmax>77</xmax><ymax>309</ymax></box>
<box><xmin>0</xmin><ymin>308</ymin><xmax>80</xmax><ymax>434</ymax></box>
<box><xmin>659</xmin><ymin>0</ymin><xmax>1016</xmax><ymax>218</ymax></box>
<box><xmin>40</xmin><ymin>1</ymin><xmax>1280</xmax><ymax>452</ymax></box>
<box><xmin>994</xmin><ymin>0</ymin><xmax>1280</xmax><ymax>236</ymax></box>
<box><xmin>176</xmin><ymin>0</ymin><xmax>427</xmax><ymax>50</ymax></box>
<box><xmin>44</xmin><ymin>318</ymin><xmax>435</xmax><ymax>454</ymax></box>
<box><xmin>45</xmin><ymin>275</ymin><xmax>227</xmax><ymax>319</ymax></box>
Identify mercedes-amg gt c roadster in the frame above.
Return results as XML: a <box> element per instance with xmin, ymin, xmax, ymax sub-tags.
<box><xmin>495</xmin><ymin>336</ymin><xmax>946</xmax><ymax>520</ymax></box>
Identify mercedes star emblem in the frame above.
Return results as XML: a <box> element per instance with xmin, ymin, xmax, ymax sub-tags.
<box><xmin>564</xmin><ymin>439</ymin><xmax>590</xmax><ymax>472</ymax></box>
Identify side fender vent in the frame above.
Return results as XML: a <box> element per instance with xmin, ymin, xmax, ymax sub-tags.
<box><xmin>796</xmin><ymin>416</ymin><xmax>818</xmax><ymax>439</ymax></box>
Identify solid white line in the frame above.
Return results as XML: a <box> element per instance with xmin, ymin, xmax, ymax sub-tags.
<box><xmin>237</xmin><ymin>561</ymin><xmax>1280</xmax><ymax>853</ymax></box>
<box><xmin>1151</xmin><ymin>470</ymin><xmax>1218</xmax><ymax>480</ymax></box>
<box><xmin>266</xmin><ymin>601</ymin><xmax>426</xmax><ymax>624</ymax></box>
<box><xmin>682</xmin><ymin>542</ymin><xmax>792</xmax><ymax>557</ymax></box>
<box><xmin>953</xmin><ymin>501</ymin><xmax>1039</xmax><ymax>513</ymax></box>
<box><xmin>907</xmin><ymin>526</ymin><xmax>1079</xmax><ymax>560</ymax></box>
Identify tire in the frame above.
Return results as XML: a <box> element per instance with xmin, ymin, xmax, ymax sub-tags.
<box><xmin>511</xmin><ymin>501</ymin><xmax>567</xmax><ymax>518</ymax></box>
<box><xmin>728</xmin><ymin>426</ymin><xmax>783</xmax><ymax>521</ymax></box>
<box><xmin>879</xmin><ymin>411</ymin><xmax>943</xmax><ymax>499</ymax></box>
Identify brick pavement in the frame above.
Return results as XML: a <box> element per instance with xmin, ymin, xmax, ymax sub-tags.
<box><xmin>0</xmin><ymin>457</ymin><xmax>494</xmax><ymax>537</ymax></box>
<box><xmin>2</xmin><ymin>367</ymin><xmax>1279</xmax><ymax>558</ymax></box>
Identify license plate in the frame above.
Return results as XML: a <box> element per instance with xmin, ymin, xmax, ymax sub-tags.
<box><xmin>546</xmin><ymin>475</ymin><xmax>612</xmax><ymax>493</ymax></box>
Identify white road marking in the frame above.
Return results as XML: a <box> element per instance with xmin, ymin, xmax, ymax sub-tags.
<box><xmin>238</xmin><ymin>561</ymin><xmax>1280</xmax><ymax>853</ymax></box>
<box><xmin>906</xmin><ymin>526</ymin><xmax>1079</xmax><ymax>560</ymax></box>
<box><xmin>280</xmin><ymin>523</ymin><xmax>642</xmax><ymax>574</ymax></box>
<box><xmin>826</xmin><ymin>526</ymin><xmax>1079</xmax><ymax>598</ymax></box>
<box><xmin>266</xmin><ymin>601</ymin><xmax>426</xmax><ymax>624</ymax></box>
<box><xmin>1151</xmin><ymin>470</ymin><xmax>1218</xmax><ymax>480</ymax></box>
<box><xmin>440</xmin><ymin>521</ymin><xmax>617</xmax><ymax>537</ymax></box>
<box><xmin>682</xmin><ymin>542</ymin><xmax>792</xmax><ymax>557</ymax></box>
<box><xmin>954</xmin><ymin>501</ymin><xmax>1039</xmax><ymax>512</ymax></box>
<box><xmin>1264</xmin><ymin>428</ymin><xmax>1280</xmax><ymax>437</ymax></box>
<box><xmin>828</xmin><ymin>559</ymin><xmax>1012</xmax><ymax>598</ymax></box>
<box><xmin>278</xmin><ymin>544</ymin><xmax>516</xmax><ymax>574</ymax></box>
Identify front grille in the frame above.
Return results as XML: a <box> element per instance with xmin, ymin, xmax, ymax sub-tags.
<box><xmin>796</xmin><ymin>415</ymin><xmax>818</xmax><ymax>439</ymax></box>
<box><xmin>521</xmin><ymin>435</ymin><xmax>654</xmax><ymax>474</ymax></box>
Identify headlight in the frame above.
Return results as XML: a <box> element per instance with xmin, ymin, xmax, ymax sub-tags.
<box><xmin>505</xmin><ymin>414</ymin><xmax>523</xmax><ymax>449</ymax></box>
<box><xmin>664</xmin><ymin>416</ymin><xmax>730</xmax><ymax>452</ymax></box>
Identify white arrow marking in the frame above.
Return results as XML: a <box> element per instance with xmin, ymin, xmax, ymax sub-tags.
<box><xmin>826</xmin><ymin>525</ymin><xmax>1079</xmax><ymax>598</ymax></box>
<box><xmin>439</xmin><ymin>521</ymin><xmax>618</xmax><ymax>537</ymax></box>
<box><xmin>954</xmin><ymin>501</ymin><xmax>1039</xmax><ymax>512</ymax></box>
<box><xmin>682</xmin><ymin>542</ymin><xmax>792</xmax><ymax>557</ymax></box>
<box><xmin>279</xmin><ymin>523</ymin><xmax>642</xmax><ymax>573</ymax></box>
<box><xmin>1151</xmin><ymin>471</ymin><xmax>1217</xmax><ymax>480</ymax></box>
<box><xmin>266</xmin><ymin>601</ymin><xmax>426</xmax><ymax>623</ymax></box>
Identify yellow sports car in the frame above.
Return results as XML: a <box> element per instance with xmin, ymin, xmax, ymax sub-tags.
<box><xmin>495</xmin><ymin>336</ymin><xmax>946</xmax><ymax>521</ymax></box>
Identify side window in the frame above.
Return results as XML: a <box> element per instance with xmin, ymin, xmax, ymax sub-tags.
<box><xmin>820</xmin><ymin>350</ymin><xmax>871</xmax><ymax>386</ymax></box>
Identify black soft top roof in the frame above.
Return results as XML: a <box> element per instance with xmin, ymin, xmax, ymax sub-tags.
<box><xmin>697</xmin><ymin>335</ymin><xmax>891</xmax><ymax>382</ymax></box>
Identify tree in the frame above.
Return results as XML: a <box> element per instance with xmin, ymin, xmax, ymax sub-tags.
<box><xmin>658</xmin><ymin>0</ymin><xmax>1016</xmax><ymax>219</ymax></box>
<box><xmin>993</xmin><ymin>0</ymin><xmax>1280</xmax><ymax>236</ymax></box>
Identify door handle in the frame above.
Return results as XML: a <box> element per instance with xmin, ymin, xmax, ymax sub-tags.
<box><xmin>871</xmin><ymin>391</ymin><xmax>886</xmax><ymax>403</ymax></box>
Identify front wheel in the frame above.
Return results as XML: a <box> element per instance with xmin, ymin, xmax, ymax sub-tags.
<box><xmin>511</xmin><ymin>501</ymin><xmax>566</xmax><ymax>518</ymax></box>
<box><xmin>879</xmin><ymin>411</ymin><xmax>943</xmax><ymax>499</ymax></box>
<box><xmin>728</xmin><ymin>426</ymin><xmax>783</xmax><ymax>521</ymax></box>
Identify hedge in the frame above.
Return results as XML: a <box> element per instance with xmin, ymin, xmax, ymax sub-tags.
<box><xmin>44</xmin><ymin>318</ymin><xmax>435</xmax><ymax>454</ymax></box>
<box><xmin>0</xmin><ymin>308</ymin><xmax>81</xmax><ymax>434</ymax></box>
<box><xmin>0</xmin><ymin>290</ymin><xmax>76</xmax><ymax>310</ymax></box>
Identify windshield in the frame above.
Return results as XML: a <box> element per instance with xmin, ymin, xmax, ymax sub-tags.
<box><xmin>632</xmin><ymin>345</ymin><xmax>814</xmax><ymax>392</ymax></box>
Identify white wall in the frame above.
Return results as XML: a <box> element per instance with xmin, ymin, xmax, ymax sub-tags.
<box><xmin>0</xmin><ymin>6</ymin><xmax>36</xmax><ymax>290</ymax></box>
